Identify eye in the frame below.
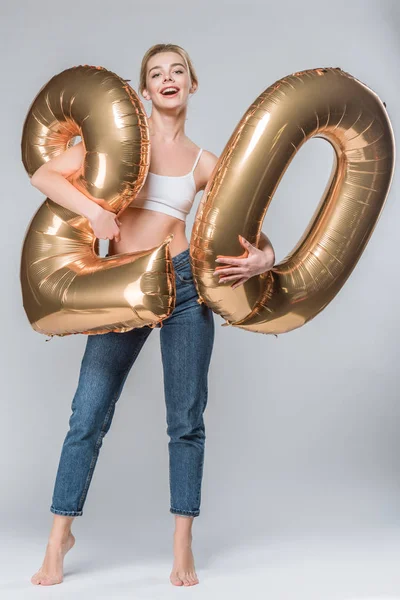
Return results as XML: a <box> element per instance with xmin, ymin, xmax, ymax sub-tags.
<box><xmin>151</xmin><ymin>69</ymin><xmax>184</xmax><ymax>79</ymax></box>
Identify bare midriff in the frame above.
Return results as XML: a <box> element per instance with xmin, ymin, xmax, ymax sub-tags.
<box><xmin>108</xmin><ymin>205</ymin><xmax>189</xmax><ymax>258</ymax></box>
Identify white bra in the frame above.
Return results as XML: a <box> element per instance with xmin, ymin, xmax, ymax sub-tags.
<box><xmin>129</xmin><ymin>148</ymin><xmax>203</xmax><ymax>221</ymax></box>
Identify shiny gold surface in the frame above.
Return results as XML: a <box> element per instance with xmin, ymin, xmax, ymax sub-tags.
<box><xmin>190</xmin><ymin>67</ymin><xmax>395</xmax><ymax>335</ymax></box>
<box><xmin>20</xmin><ymin>65</ymin><xmax>176</xmax><ymax>337</ymax></box>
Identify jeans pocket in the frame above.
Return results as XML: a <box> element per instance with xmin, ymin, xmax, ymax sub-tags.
<box><xmin>175</xmin><ymin>264</ymin><xmax>194</xmax><ymax>285</ymax></box>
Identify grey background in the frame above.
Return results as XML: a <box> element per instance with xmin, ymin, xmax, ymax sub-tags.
<box><xmin>1</xmin><ymin>0</ymin><xmax>399</xmax><ymax>597</ymax></box>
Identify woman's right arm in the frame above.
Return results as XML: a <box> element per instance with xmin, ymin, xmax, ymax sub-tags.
<box><xmin>30</xmin><ymin>142</ymin><xmax>121</xmax><ymax>241</ymax></box>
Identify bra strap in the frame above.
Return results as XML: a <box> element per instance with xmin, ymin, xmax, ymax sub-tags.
<box><xmin>191</xmin><ymin>148</ymin><xmax>203</xmax><ymax>172</ymax></box>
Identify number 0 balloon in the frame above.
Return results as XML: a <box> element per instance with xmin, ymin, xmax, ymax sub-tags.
<box><xmin>190</xmin><ymin>67</ymin><xmax>395</xmax><ymax>334</ymax></box>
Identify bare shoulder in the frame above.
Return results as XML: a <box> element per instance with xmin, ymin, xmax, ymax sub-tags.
<box><xmin>198</xmin><ymin>149</ymin><xmax>219</xmax><ymax>192</ymax></box>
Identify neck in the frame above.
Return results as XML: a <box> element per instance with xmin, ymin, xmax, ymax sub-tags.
<box><xmin>147</xmin><ymin>107</ymin><xmax>188</xmax><ymax>144</ymax></box>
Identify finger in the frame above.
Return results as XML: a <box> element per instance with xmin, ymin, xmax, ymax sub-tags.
<box><xmin>215</xmin><ymin>261</ymin><xmax>242</xmax><ymax>269</ymax></box>
<box><xmin>218</xmin><ymin>275</ymin><xmax>241</xmax><ymax>283</ymax></box>
<box><xmin>219</xmin><ymin>269</ymin><xmax>243</xmax><ymax>280</ymax></box>
<box><xmin>231</xmin><ymin>277</ymin><xmax>248</xmax><ymax>289</ymax></box>
<box><xmin>239</xmin><ymin>235</ymin><xmax>256</xmax><ymax>251</ymax></box>
<box><xmin>214</xmin><ymin>267</ymin><xmax>242</xmax><ymax>276</ymax></box>
<box><xmin>215</xmin><ymin>257</ymin><xmax>245</xmax><ymax>266</ymax></box>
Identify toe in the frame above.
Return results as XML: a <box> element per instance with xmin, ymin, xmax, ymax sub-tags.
<box><xmin>170</xmin><ymin>574</ymin><xmax>183</xmax><ymax>586</ymax></box>
<box><xmin>31</xmin><ymin>572</ymin><xmax>43</xmax><ymax>585</ymax></box>
<box><xmin>31</xmin><ymin>574</ymin><xmax>61</xmax><ymax>586</ymax></box>
<box><xmin>42</xmin><ymin>576</ymin><xmax>62</xmax><ymax>586</ymax></box>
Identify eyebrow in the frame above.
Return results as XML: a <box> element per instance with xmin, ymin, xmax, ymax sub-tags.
<box><xmin>148</xmin><ymin>62</ymin><xmax>186</xmax><ymax>74</ymax></box>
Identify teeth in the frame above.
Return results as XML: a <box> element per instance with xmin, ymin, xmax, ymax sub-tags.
<box><xmin>162</xmin><ymin>87</ymin><xmax>179</xmax><ymax>94</ymax></box>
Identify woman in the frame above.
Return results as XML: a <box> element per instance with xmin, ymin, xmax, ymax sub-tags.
<box><xmin>29</xmin><ymin>43</ymin><xmax>275</xmax><ymax>587</ymax></box>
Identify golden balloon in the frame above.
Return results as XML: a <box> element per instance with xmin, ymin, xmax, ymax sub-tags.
<box><xmin>190</xmin><ymin>67</ymin><xmax>395</xmax><ymax>335</ymax></box>
<box><xmin>20</xmin><ymin>65</ymin><xmax>176</xmax><ymax>337</ymax></box>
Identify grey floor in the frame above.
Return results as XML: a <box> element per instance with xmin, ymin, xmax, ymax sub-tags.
<box><xmin>2</xmin><ymin>524</ymin><xmax>400</xmax><ymax>599</ymax></box>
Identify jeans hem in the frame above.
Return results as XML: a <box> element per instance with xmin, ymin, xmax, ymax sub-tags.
<box><xmin>50</xmin><ymin>506</ymin><xmax>83</xmax><ymax>517</ymax></box>
<box><xmin>170</xmin><ymin>507</ymin><xmax>200</xmax><ymax>517</ymax></box>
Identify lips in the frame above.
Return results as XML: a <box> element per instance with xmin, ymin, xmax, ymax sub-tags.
<box><xmin>160</xmin><ymin>86</ymin><xmax>180</xmax><ymax>97</ymax></box>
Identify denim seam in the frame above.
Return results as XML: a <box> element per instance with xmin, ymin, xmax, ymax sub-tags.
<box><xmin>172</xmin><ymin>250</ymin><xmax>190</xmax><ymax>269</ymax></box>
<box><xmin>170</xmin><ymin>507</ymin><xmax>200</xmax><ymax>517</ymax></box>
<box><xmin>196</xmin><ymin>455</ymin><xmax>204</xmax><ymax>509</ymax></box>
<box><xmin>175</xmin><ymin>271</ymin><xmax>194</xmax><ymax>285</ymax></box>
<box><xmin>77</xmin><ymin>398</ymin><xmax>117</xmax><ymax>511</ymax></box>
<box><xmin>50</xmin><ymin>507</ymin><xmax>83</xmax><ymax>517</ymax></box>
<box><xmin>172</xmin><ymin>246</ymin><xmax>189</xmax><ymax>262</ymax></box>
<box><xmin>173</xmin><ymin>258</ymin><xmax>190</xmax><ymax>270</ymax></box>
<box><xmin>77</xmin><ymin>343</ymin><xmax>145</xmax><ymax>511</ymax></box>
<box><xmin>174</xmin><ymin>259</ymin><xmax>194</xmax><ymax>285</ymax></box>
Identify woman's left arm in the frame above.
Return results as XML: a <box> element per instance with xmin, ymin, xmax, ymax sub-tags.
<box><xmin>214</xmin><ymin>232</ymin><xmax>275</xmax><ymax>290</ymax></box>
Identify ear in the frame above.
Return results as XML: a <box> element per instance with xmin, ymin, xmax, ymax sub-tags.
<box><xmin>142</xmin><ymin>88</ymin><xmax>151</xmax><ymax>101</ymax></box>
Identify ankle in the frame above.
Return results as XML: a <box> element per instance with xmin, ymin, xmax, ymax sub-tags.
<box><xmin>173</xmin><ymin>531</ymin><xmax>192</xmax><ymax>543</ymax></box>
<box><xmin>48</xmin><ymin>531</ymin><xmax>73</xmax><ymax>545</ymax></box>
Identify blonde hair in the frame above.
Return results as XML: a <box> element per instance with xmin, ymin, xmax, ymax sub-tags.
<box><xmin>137</xmin><ymin>43</ymin><xmax>198</xmax><ymax>97</ymax></box>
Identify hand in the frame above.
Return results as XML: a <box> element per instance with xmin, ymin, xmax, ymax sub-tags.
<box><xmin>213</xmin><ymin>235</ymin><xmax>275</xmax><ymax>289</ymax></box>
<box><xmin>88</xmin><ymin>206</ymin><xmax>121</xmax><ymax>242</ymax></box>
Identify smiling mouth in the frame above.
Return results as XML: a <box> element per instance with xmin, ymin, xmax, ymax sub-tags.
<box><xmin>160</xmin><ymin>89</ymin><xmax>180</xmax><ymax>98</ymax></box>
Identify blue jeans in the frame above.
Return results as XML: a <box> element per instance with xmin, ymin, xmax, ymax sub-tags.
<box><xmin>50</xmin><ymin>248</ymin><xmax>215</xmax><ymax>518</ymax></box>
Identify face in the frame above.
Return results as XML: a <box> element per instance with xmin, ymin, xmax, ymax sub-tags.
<box><xmin>142</xmin><ymin>51</ymin><xmax>197</xmax><ymax>106</ymax></box>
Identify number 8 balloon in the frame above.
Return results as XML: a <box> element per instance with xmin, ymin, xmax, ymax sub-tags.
<box><xmin>190</xmin><ymin>67</ymin><xmax>395</xmax><ymax>335</ymax></box>
<box><xmin>20</xmin><ymin>65</ymin><xmax>176</xmax><ymax>337</ymax></box>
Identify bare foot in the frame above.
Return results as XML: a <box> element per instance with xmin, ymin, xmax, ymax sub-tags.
<box><xmin>170</xmin><ymin>532</ymin><xmax>199</xmax><ymax>586</ymax></box>
<box><xmin>31</xmin><ymin>532</ymin><xmax>75</xmax><ymax>586</ymax></box>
